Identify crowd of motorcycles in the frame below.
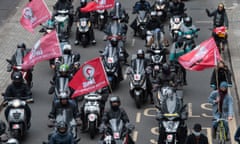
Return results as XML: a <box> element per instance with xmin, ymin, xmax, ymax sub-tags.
<box><xmin>0</xmin><ymin>0</ymin><xmax>229</xmax><ymax>143</ymax></box>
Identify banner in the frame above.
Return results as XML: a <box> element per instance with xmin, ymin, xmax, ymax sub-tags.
<box><xmin>178</xmin><ymin>37</ymin><xmax>222</xmax><ymax>71</ymax></box>
<box><xmin>22</xmin><ymin>30</ymin><xmax>62</xmax><ymax>69</ymax></box>
<box><xmin>69</xmin><ymin>57</ymin><xmax>109</xmax><ymax>98</ymax></box>
<box><xmin>81</xmin><ymin>0</ymin><xmax>115</xmax><ymax>12</ymax></box>
<box><xmin>20</xmin><ymin>0</ymin><xmax>51</xmax><ymax>32</ymax></box>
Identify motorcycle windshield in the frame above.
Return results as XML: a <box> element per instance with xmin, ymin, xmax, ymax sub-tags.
<box><xmin>109</xmin><ymin>118</ymin><xmax>124</xmax><ymax>134</ymax></box>
<box><xmin>62</xmin><ymin>54</ymin><xmax>72</xmax><ymax>66</ymax></box>
<box><xmin>153</xmin><ymin>29</ymin><xmax>161</xmax><ymax>47</ymax></box>
<box><xmin>138</xmin><ymin>11</ymin><xmax>146</xmax><ymax>20</ymax></box>
<box><xmin>105</xmin><ymin>46</ymin><xmax>118</xmax><ymax>68</ymax></box>
<box><xmin>134</xmin><ymin>59</ymin><xmax>145</xmax><ymax>75</ymax></box>
<box><xmin>15</xmin><ymin>48</ymin><xmax>24</xmax><ymax>66</ymax></box>
<box><xmin>110</xmin><ymin>22</ymin><xmax>119</xmax><ymax>36</ymax></box>
<box><xmin>56</xmin><ymin>108</ymin><xmax>74</xmax><ymax>125</ymax></box>
<box><xmin>57</xmin><ymin>77</ymin><xmax>69</xmax><ymax>95</ymax></box>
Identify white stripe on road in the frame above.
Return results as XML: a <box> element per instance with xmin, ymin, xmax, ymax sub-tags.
<box><xmin>195</xmin><ymin>20</ymin><xmax>212</xmax><ymax>24</ymax></box>
<box><xmin>132</xmin><ymin>130</ymin><xmax>138</xmax><ymax>142</ymax></box>
<box><xmin>135</xmin><ymin>112</ymin><xmax>141</xmax><ymax>123</ymax></box>
<box><xmin>132</xmin><ymin>38</ymin><xmax>135</xmax><ymax>47</ymax></box>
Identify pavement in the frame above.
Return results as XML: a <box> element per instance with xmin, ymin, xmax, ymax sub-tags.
<box><xmin>0</xmin><ymin>0</ymin><xmax>240</xmax><ymax>143</ymax></box>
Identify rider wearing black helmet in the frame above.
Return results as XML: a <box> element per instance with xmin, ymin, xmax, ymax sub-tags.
<box><xmin>49</xmin><ymin>121</ymin><xmax>74</xmax><ymax>144</ymax></box>
<box><xmin>109</xmin><ymin>1</ymin><xmax>129</xmax><ymax>23</ymax></box>
<box><xmin>130</xmin><ymin>49</ymin><xmax>153</xmax><ymax>103</ymax></box>
<box><xmin>74</xmin><ymin>0</ymin><xmax>97</xmax><ymax>45</ymax></box>
<box><xmin>168</xmin><ymin>0</ymin><xmax>186</xmax><ymax>17</ymax></box>
<box><xmin>4</xmin><ymin>71</ymin><xmax>32</xmax><ymax>129</ymax></box>
<box><xmin>99</xmin><ymin>96</ymin><xmax>135</xmax><ymax>144</ymax></box>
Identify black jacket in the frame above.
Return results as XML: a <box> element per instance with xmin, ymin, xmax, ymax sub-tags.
<box><xmin>168</xmin><ymin>2</ymin><xmax>185</xmax><ymax>16</ymax></box>
<box><xmin>210</xmin><ymin>67</ymin><xmax>232</xmax><ymax>88</ymax></box>
<box><xmin>185</xmin><ymin>133</ymin><xmax>209</xmax><ymax>144</ymax></box>
<box><xmin>4</xmin><ymin>82</ymin><xmax>32</xmax><ymax>100</ymax></box>
<box><xmin>206</xmin><ymin>9</ymin><xmax>228</xmax><ymax>28</ymax></box>
<box><xmin>102</xmin><ymin>108</ymin><xmax>129</xmax><ymax>124</ymax></box>
<box><xmin>48</xmin><ymin>99</ymin><xmax>80</xmax><ymax>119</ymax></box>
<box><xmin>74</xmin><ymin>6</ymin><xmax>91</xmax><ymax>21</ymax></box>
<box><xmin>49</xmin><ymin>131</ymin><xmax>74</xmax><ymax>144</ymax></box>
<box><xmin>146</xmin><ymin>18</ymin><xmax>162</xmax><ymax>31</ymax></box>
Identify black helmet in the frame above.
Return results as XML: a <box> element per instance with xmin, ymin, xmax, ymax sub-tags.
<box><xmin>57</xmin><ymin>121</ymin><xmax>68</xmax><ymax>134</ymax></box>
<box><xmin>110</xmin><ymin>38</ymin><xmax>118</xmax><ymax>47</ymax></box>
<box><xmin>17</xmin><ymin>43</ymin><xmax>26</xmax><ymax>49</ymax></box>
<box><xmin>184</xmin><ymin>16</ymin><xmax>192</xmax><ymax>27</ymax></box>
<box><xmin>137</xmin><ymin>49</ymin><xmax>145</xmax><ymax>59</ymax></box>
<box><xmin>12</xmin><ymin>71</ymin><xmax>23</xmax><ymax>82</ymax></box>
<box><xmin>62</xmin><ymin>44</ymin><xmax>72</xmax><ymax>55</ymax></box>
<box><xmin>162</xmin><ymin>63</ymin><xmax>170</xmax><ymax>74</ymax></box>
<box><xmin>109</xmin><ymin>96</ymin><xmax>121</xmax><ymax>111</ymax></box>
<box><xmin>115</xmin><ymin>1</ymin><xmax>122</xmax><ymax>10</ymax></box>
<box><xmin>80</xmin><ymin>0</ymin><xmax>87</xmax><ymax>7</ymax></box>
<box><xmin>140</xmin><ymin>0</ymin><xmax>145</xmax><ymax>3</ymax></box>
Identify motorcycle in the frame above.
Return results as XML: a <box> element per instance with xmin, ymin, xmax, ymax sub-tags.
<box><xmin>135</xmin><ymin>10</ymin><xmax>149</xmax><ymax>39</ymax></box>
<box><xmin>126</xmin><ymin>57</ymin><xmax>148</xmax><ymax>109</ymax></box>
<box><xmin>54</xmin><ymin>9</ymin><xmax>71</xmax><ymax>37</ymax></box>
<box><xmin>83</xmin><ymin>93</ymin><xmax>102</xmax><ymax>139</ymax></box>
<box><xmin>152</xmin><ymin>0</ymin><xmax>168</xmax><ymax>22</ymax></box>
<box><xmin>3</xmin><ymin>96</ymin><xmax>33</xmax><ymax>141</ymax></box>
<box><xmin>155</xmin><ymin>87</ymin><xmax>188</xmax><ymax>144</ymax></box>
<box><xmin>145</xmin><ymin>28</ymin><xmax>165</xmax><ymax>47</ymax></box>
<box><xmin>212</xmin><ymin>26</ymin><xmax>228</xmax><ymax>54</ymax></box>
<box><xmin>6</xmin><ymin>49</ymin><xmax>32</xmax><ymax>88</ymax></box>
<box><xmin>169</xmin><ymin>15</ymin><xmax>183</xmax><ymax>42</ymax></box>
<box><xmin>99</xmin><ymin>46</ymin><xmax>122</xmax><ymax>90</ymax></box>
<box><xmin>99</xmin><ymin>118</ymin><xmax>134</xmax><ymax>144</ymax></box>
<box><xmin>93</xmin><ymin>10</ymin><xmax>108</xmax><ymax>30</ymax></box>
<box><xmin>77</xmin><ymin>18</ymin><xmax>91</xmax><ymax>48</ymax></box>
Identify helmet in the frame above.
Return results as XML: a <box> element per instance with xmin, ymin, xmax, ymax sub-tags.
<box><xmin>184</xmin><ymin>16</ymin><xmax>192</xmax><ymax>27</ymax></box>
<box><xmin>110</xmin><ymin>38</ymin><xmax>118</xmax><ymax>47</ymax></box>
<box><xmin>12</xmin><ymin>71</ymin><xmax>23</xmax><ymax>82</ymax></box>
<box><xmin>220</xmin><ymin>81</ymin><xmax>228</xmax><ymax>89</ymax></box>
<box><xmin>115</xmin><ymin>2</ymin><xmax>122</xmax><ymax>10</ymax></box>
<box><xmin>137</xmin><ymin>49</ymin><xmax>145</xmax><ymax>59</ymax></box>
<box><xmin>162</xmin><ymin>63</ymin><xmax>170</xmax><ymax>74</ymax></box>
<box><xmin>6</xmin><ymin>138</ymin><xmax>19</xmax><ymax>144</ymax></box>
<box><xmin>80</xmin><ymin>0</ymin><xmax>87</xmax><ymax>7</ymax></box>
<box><xmin>59</xmin><ymin>64</ymin><xmax>69</xmax><ymax>76</ymax></box>
<box><xmin>17</xmin><ymin>43</ymin><xmax>26</xmax><ymax>49</ymax></box>
<box><xmin>0</xmin><ymin>120</ymin><xmax>6</xmax><ymax>135</ymax></box>
<box><xmin>57</xmin><ymin>121</ymin><xmax>68</xmax><ymax>134</ymax></box>
<box><xmin>109</xmin><ymin>96</ymin><xmax>121</xmax><ymax>111</ymax></box>
<box><xmin>140</xmin><ymin>0</ymin><xmax>145</xmax><ymax>3</ymax></box>
<box><xmin>63</xmin><ymin>44</ymin><xmax>72</xmax><ymax>55</ymax></box>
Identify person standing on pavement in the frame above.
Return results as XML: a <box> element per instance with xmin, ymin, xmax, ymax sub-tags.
<box><xmin>185</xmin><ymin>123</ymin><xmax>209</xmax><ymax>144</ymax></box>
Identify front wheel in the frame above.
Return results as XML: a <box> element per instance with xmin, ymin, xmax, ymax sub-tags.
<box><xmin>134</xmin><ymin>93</ymin><xmax>141</xmax><ymax>109</ymax></box>
<box><xmin>89</xmin><ymin>122</ymin><xmax>96</xmax><ymax>139</ymax></box>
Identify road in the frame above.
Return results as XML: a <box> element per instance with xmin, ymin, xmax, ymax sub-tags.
<box><xmin>0</xmin><ymin>0</ymin><xmax>239</xmax><ymax>143</ymax></box>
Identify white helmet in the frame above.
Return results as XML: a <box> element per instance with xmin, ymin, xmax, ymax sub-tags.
<box><xmin>6</xmin><ymin>138</ymin><xmax>19</xmax><ymax>144</ymax></box>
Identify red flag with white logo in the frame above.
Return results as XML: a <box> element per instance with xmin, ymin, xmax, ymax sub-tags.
<box><xmin>81</xmin><ymin>0</ymin><xmax>115</xmax><ymax>12</ymax></box>
<box><xmin>69</xmin><ymin>57</ymin><xmax>109</xmax><ymax>98</ymax></box>
<box><xmin>20</xmin><ymin>0</ymin><xmax>51</xmax><ymax>32</ymax></box>
<box><xmin>178</xmin><ymin>37</ymin><xmax>222</xmax><ymax>71</ymax></box>
<box><xmin>22</xmin><ymin>30</ymin><xmax>62</xmax><ymax>69</ymax></box>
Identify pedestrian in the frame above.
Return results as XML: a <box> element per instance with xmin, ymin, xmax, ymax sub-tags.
<box><xmin>235</xmin><ymin>126</ymin><xmax>240</xmax><ymax>143</ymax></box>
<box><xmin>185</xmin><ymin>123</ymin><xmax>209</xmax><ymax>144</ymax></box>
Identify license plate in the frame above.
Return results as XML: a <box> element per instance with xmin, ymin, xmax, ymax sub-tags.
<box><xmin>107</xmin><ymin>57</ymin><xmax>114</xmax><ymax>63</ymax></box>
<box><xmin>12</xmin><ymin>124</ymin><xmax>20</xmax><ymax>129</ymax></box>
<box><xmin>154</xmin><ymin>65</ymin><xmax>160</xmax><ymax>70</ymax></box>
<box><xmin>218</xmin><ymin>33</ymin><xmax>225</xmax><ymax>38</ymax></box>
<box><xmin>167</xmin><ymin>134</ymin><xmax>173</xmax><ymax>141</ymax></box>
<box><xmin>113</xmin><ymin>132</ymin><xmax>120</xmax><ymax>139</ymax></box>
<box><xmin>81</xmin><ymin>21</ymin><xmax>87</xmax><ymax>27</ymax></box>
<box><xmin>134</xmin><ymin>74</ymin><xmax>141</xmax><ymax>81</ymax></box>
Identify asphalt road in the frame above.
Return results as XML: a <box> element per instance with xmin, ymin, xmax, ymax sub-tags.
<box><xmin>0</xmin><ymin>0</ymin><xmax>20</xmax><ymax>26</ymax></box>
<box><xmin>0</xmin><ymin>0</ymin><xmax>239</xmax><ymax>144</ymax></box>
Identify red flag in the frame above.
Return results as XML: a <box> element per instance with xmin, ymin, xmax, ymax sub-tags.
<box><xmin>20</xmin><ymin>0</ymin><xmax>51</xmax><ymax>32</ymax></box>
<box><xmin>81</xmin><ymin>0</ymin><xmax>115</xmax><ymax>12</ymax></box>
<box><xmin>69</xmin><ymin>57</ymin><xmax>109</xmax><ymax>98</ymax></box>
<box><xmin>178</xmin><ymin>37</ymin><xmax>222</xmax><ymax>71</ymax></box>
<box><xmin>22</xmin><ymin>30</ymin><xmax>62</xmax><ymax>69</ymax></box>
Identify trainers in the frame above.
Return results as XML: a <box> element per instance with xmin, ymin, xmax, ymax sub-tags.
<box><xmin>92</xmin><ymin>40</ymin><xmax>96</xmax><ymax>45</ymax></box>
<box><xmin>74</xmin><ymin>40</ymin><xmax>79</xmax><ymax>45</ymax></box>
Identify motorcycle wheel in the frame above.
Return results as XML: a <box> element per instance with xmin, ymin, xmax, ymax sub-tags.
<box><xmin>11</xmin><ymin>129</ymin><xmax>21</xmax><ymax>140</ymax></box>
<box><xmin>89</xmin><ymin>122</ymin><xmax>96</xmax><ymax>139</ymax></box>
<box><xmin>134</xmin><ymin>94</ymin><xmax>141</xmax><ymax>109</ymax></box>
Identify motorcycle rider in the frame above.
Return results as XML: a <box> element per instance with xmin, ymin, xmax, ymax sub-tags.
<box><xmin>210</xmin><ymin>60</ymin><xmax>232</xmax><ymax>90</ymax></box>
<box><xmin>48</xmin><ymin>93</ymin><xmax>82</xmax><ymax>126</ymax></box>
<box><xmin>206</xmin><ymin>3</ymin><xmax>229</xmax><ymax>29</ymax></box>
<box><xmin>99</xmin><ymin>96</ymin><xmax>135</xmax><ymax>144</ymax></box>
<box><xmin>130</xmin><ymin>49</ymin><xmax>153</xmax><ymax>103</ymax></box>
<box><xmin>185</xmin><ymin>123</ymin><xmax>209</xmax><ymax>144</ymax></box>
<box><xmin>49</xmin><ymin>121</ymin><xmax>74</xmax><ymax>144</ymax></box>
<box><xmin>152</xmin><ymin>62</ymin><xmax>177</xmax><ymax>90</ymax></box>
<box><xmin>74</xmin><ymin>0</ymin><xmax>97</xmax><ymax>45</ymax></box>
<box><xmin>4</xmin><ymin>71</ymin><xmax>32</xmax><ymax>129</ymax></box>
<box><xmin>168</xmin><ymin>0</ymin><xmax>186</xmax><ymax>17</ymax></box>
<box><xmin>53</xmin><ymin>0</ymin><xmax>74</xmax><ymax>35</ymax></box>
<box><xmin>109</xmin><ymin>1</ymin><xmax>129</xmax><ymax>24</ymax></box>
<box><xmin>130</xmin><ymin>0</ymin><xmax>151</xmax><ymax>36</ymax></box>
<box><xmin>208</xmin><ymin>81</ymin><xmax>233</xmax><ymax>141</ymax></box>
<box><xmin>7</xmin><ymin>43</ymin><xmax>33</xmax><ymax>88</ymax></box>
<box><xmin>0</xmin><ymin>120</ymin><xmax>8</xmax><ymax>142</ymax></box>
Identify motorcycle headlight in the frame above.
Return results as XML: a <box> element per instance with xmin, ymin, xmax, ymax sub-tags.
<box><xmin>185</xmin><ymin>34</ymin><xmax>192</xmax><ymax>39</ymax></box>
<box><xmin>12</xmin><ymin>99</ymin><xmax>22</xmax><ymax>108</ymax></box>
<box><xmin>162</xmin><ymin>121</ymin><xmax>179</xmax><ymax>132</ymax></box>
<box><xmin>160</xmin><ymin>5</ymin><xmax>165</xmax><ymax>9</ymax></box>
